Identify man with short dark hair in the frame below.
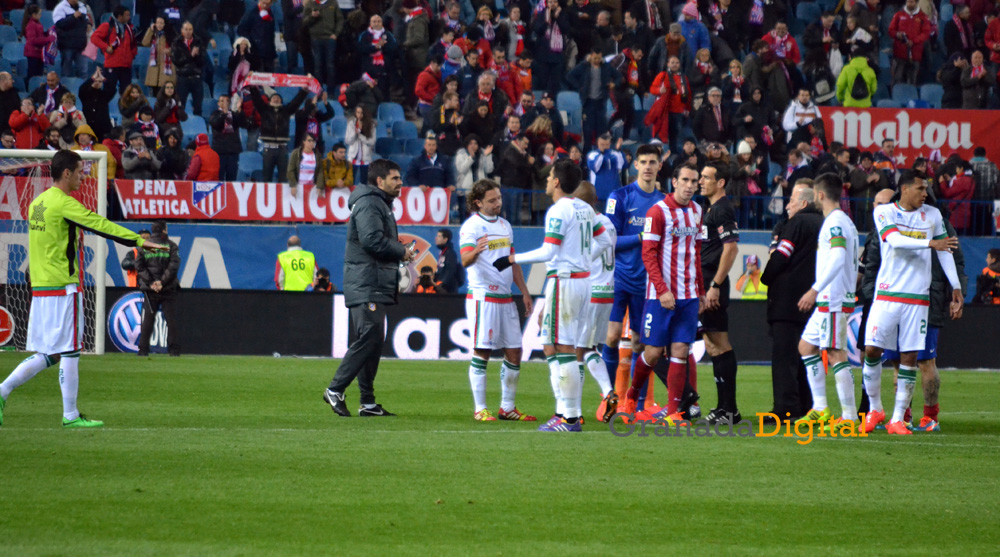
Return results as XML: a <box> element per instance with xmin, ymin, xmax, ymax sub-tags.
<box><xmin>565</xmin><ymin>47</ymin><xmax>622</xmax><ymax>151</ymax></box>
<box><xmin>434</xmin><ymin>228</ymin><xmax>463</xmax><ymax>293</ymax></box>
<box><xmin>975</xmin><ymin>248</ymin><xmax>1000</xmax><ymax>305</ymax></box>
<box><xmin>136</xmin><ymin>221</ymin><xmax>182</xmax><ymax>357</ymax></box>
<box><xmin>324</xmin><ymin>159</ymin><xmax>416</xmax><ymax>417</ymax></box>
<box><xmin>406</xmin><ymin>135</ymin><xmax>454</xmax><ymax>191</ymax></box>
<box><xmin>89</xmin><ymin>5</ymin><xmax>137</xmax><ymax>94</ymax></box>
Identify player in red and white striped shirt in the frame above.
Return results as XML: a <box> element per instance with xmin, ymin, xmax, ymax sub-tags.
<box><xmin>618</xmin><ymin>164</ymin><xmax>704</xmax><ymax>424</ymax></box>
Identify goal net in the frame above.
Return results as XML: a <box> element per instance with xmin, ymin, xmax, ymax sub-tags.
<box><xmin>0</xmin><ymin>150</ymin><xmax>109</xmax><ymax>354</ymax></box>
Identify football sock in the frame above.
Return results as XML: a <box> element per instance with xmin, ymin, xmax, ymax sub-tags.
<box><xmin>832</xmin><ymin>361</ymin><xmax>858</xmax><ymax>421</ymax></box>
<box><xmin>547</xmin><ymin>355</ymin><xmax>564</xmax><ymax>416</ymax></box>
<box><xmin>892</xmin><ymin>365</ymin><xmax>917</xmax><ymax>423</ymax></box>
<box><xmin>924</xmin><ymin>403</ymin><xmax>939</xmax><ymax>421</ymax></box>
<box><xmin>862</xmin><ymin>356</ymin><xmax>883</xmax><ymax>413</ymax></box>
<box><xmin>499</xmin><ymin>359</ymin><xmax>520</xmax><ymax>412</ymax></box>
<box><xmin>666</xmin><ymin>357</ymin><xmax>687</xmax><ymax>414</ymax></box>
<box><xmin>615</xmin><ymin>347</ymin><xmax>631</xmax><ymax>400</ymax></box>
<box><xmin>713</xmin><ymin>350</ymin><xmax>739</xmax><ymax>412</ymax></box>
<box><xmin>626</xmin><ymin>353</ymin><xmax>653</xmax><ymax>401</ymax></box>
<box><xmin>802</xmin><ymin>354</ymin><xmax>827</xmax><ymax>410</ymax></box>
<box><xmin>631</xmin><ymin>352</ymin><xmax>649</xmax><ymax>408</ymax></box>
<box><xmin>601</xmin><ymin>344</ymin><xmax>619</xmax><ymax>382</ymax></box>
<box><xmin>469</xmin><ymin>356</ymin><xmax>488</xmax><ymax>412</ymax></box>
<box><xmin>59</xmin><ymin>352</ymin><xmax>80</xmax><ymax>421</ymax></box>
<box><xmin>362</xmin><ymin>403</ymin><xmax>377</xmax><ymax>410</ymax></box>
<box><xmin>687</xmin><ymin>353</ymin><xmax>698</xmax><ymax>391</ymax></box>
<box><xmin>584</xmin><ymin>351</ymin><xmax>613</xmax><ymax>396</ymax></box>
<box><xmin>0</xmin><ymin>353</ymin><xmax>53</xmax><ymax>400</ymax></box>
<box><xmin>557</xmin><ymin>354</ymin><xmax>581</xmax><ymax>419</ymax></box>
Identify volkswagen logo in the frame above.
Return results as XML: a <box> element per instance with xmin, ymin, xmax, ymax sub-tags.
<box><xmin>107</xmin><ymin>293</ymin><xmax>145</xmax><ymax>353</ymax></box>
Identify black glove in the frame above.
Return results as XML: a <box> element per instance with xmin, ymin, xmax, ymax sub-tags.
<box><xmin>493</xmin><ymin>255</ymin><xmax>513</xmax><ymax>272</ymax></box>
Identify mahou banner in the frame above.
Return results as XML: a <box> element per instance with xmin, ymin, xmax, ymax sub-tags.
<box><xmin>819</xmin><ymin>106</ymin><xmax>1000</xmax><ymax>162</ymax></box>
<box><xmin>113</xmin><ymin>181</ymin><xmax>452</xmax><ymax>225</ymax></box>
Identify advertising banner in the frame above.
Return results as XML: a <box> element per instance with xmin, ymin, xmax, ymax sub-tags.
<box><xmin>819</xmin><ymin>106</ymin><xmax>1000</xmax><ymax>162</ymax></box>
<box><xmin>113</xmin><ymin>180</ymin><xmax>452</xmax><ymax>225</ymax></box>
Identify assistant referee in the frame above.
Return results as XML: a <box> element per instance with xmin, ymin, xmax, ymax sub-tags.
<box><xmin>323</xmin><ymin>159</ymin><xmax>415</xmax><ymax>418</ymax></box>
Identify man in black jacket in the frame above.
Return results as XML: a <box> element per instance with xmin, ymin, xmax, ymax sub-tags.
<box><xmin>29</xmin><ymin>73</ymin><xmax>71</xmax><ymax>116</ymax></box>
<box><xmin>323</xmin><ymin>159</ymin><xmax>416</xmax><ymax>417</ymax></box>
<box><xmin>135</xmin><ymin>221</ymin><xmax>182</xmax><ymax>357</ymax></box>
<box><xmin>79</xmin><ymin>70</ymin><xmax>116</xmax><ymax>141</ymax></box>
<box><xmin>172</xmin><ymin>22</ymin><xmax>206</xmax><ymax>118</ymax></box>
<box><xmin>209</xmin><ymin>94</ymin><xmax>251</xmax><ymax>182</ymax></box>
<box><xmin>434</xmin><ymin>229</ymin><xmax>463</xmax><ymax>294</ymax></box>
<box><xmin>248</xmin><ymin>85</ymin><xmax>309</xmax><ymax>182</ymax></box>
<box><xmin>760</xmin><ymin>182</ymin><xmax>822</xmax><ymax>423</ymax></box>
<box><xmin>53</xmin><ymin>0</ymin><xmax>91</xmax><ymax>77</ymax></box>
<box><xmin>0</xmin><ymin>73</ymin><xmax>22</xmax><ymax>134</ymax></box>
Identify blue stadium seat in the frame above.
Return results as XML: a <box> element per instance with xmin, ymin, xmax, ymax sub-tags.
<box><xmin>329</xmin><ymin>117</ymin><xmax>347</xmax><ymax>137</ymax></box>
<box><xmin>181</xmin><ymin>116</ymin><xmax>208</xmax><ymax>137</ymax></box>
<box><xmin>817</xmin><ymin>0</ymin><xmax>838</xmax><ymax>11</ymax></box>
<box><xmin>876</xmin><ymin>99</ymin><xmax>902</xmax><ymax>108</ymax></box>
<box><xmin>768</xmin><ymin>162</ymin><xmax>782</xmax><ymax>185</ymax></box>
<box><xmin>919</xmin><ymin>83</ymin><xmax>944</xmax><ymax>108</ymax></box>
<box><xmin>2</xmin><ymin>42</ymin><xmax>22</xmax><ymax>62</ymax></box>
<box><xmin>376</xmin><ymin>120</ymin><xmax>390</xmax><ymax>138</ymax></box>
<box><xmin>389</xmin><ymin>154</ymin><xmax>412</xmax><ymax>170</ymax></box>
<box><xmin>906</xmin><ymin>99</ymin><xmax>931</xmax><ymax>109</ymax></box>
<box><xmin>202</xmin><ymin>98</ymin><xmax>219</xmax><ymax>118</ymax></box>
<box><xmin>890</xmin><ymin>83</ymin><xmax>919</xmax><ymax>105</ymax></box>
<box><xmin>404</xmin><ymin>138</ymin><xmax>425</xmax><ymax>156</ymax></box>
<box><xmin>28</xmin><ymin>76</ymin><xmax>45</xmax><ymax>93</ymax></box>
<box><xmin>0</xmin><ymin>59</ymin><xmax>11</xmax><ymax>73</ymax></box>
<box><xmin>392</xmin><ymin>121</ymin><xmax>418</xmax><ymax>139</ymax></box>
<box><xmin>330</xmin><ymin>102</ymin><xmax>344</xmax><ymax>118</ymax></box>
<box><xmin>377</xmin><ymin>102</ymin><xmax>405</xmax><ymax>122</ymax></box>
<box><xmin>556</xmin><ymin>91</ymin><xmax>581</xmax><ymax>114</ymax></box>
<box><xmin>237</xmin><ymin>152</ymin><xmax>263</xmax><ymax>180</ymax></box>
<box><xmin>40</xmin><ymin>10</ymin><xmax>53</xmax><ymax>29</ymax></box>
<box><xmin>796</xmin><ymin>3</ymin><xmax>822</xmax><ymax>25</ymax></box>
<box><xmin>62</xmin><ymin>77</ymin><xmax>84</xmax><ymax>92</ymax></box>
<box><xmin>940</xmin><ymin>3</ymin><xmax>954</xmax><ymax>27</ymax></box>
<box><xmin>0</xmin><ymin>26</ymin><xmax>17</xmax><ymax>44</ymax></box>
<box><xmin>375</xmin><ymin>137</ymin><xmax>401</xmax><ymax>156</ymax></box>
<box><xmin>8</xmin><ymin>9</ymin><xmax>23</xmax><ymax>33</ymax></box>
<box><xmin>278</xmin><ymin>87</ymin><xmax>299</xmax><ymax>104</ymax></box>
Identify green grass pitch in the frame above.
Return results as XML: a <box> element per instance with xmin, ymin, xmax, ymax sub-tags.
<box><xmin>0</xmin><ymin>352</ymin><xmax>998</xmax><ymax>555</ymax></box>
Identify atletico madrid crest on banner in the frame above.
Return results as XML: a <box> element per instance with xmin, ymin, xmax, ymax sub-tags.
<box><xmin>192</xmin><ymin>182</ymin><xmax>227</xmax><ymax>218</ymax></box>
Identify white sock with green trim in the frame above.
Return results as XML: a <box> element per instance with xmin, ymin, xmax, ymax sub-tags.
<box><xmin>547</xmin><ymin>355</ymin><xmax>563</xmax><ymax>416</ymax></box>
<box><xmin>584</xmin><ymin>350</ymin><xmax>612</xmax><ymax>395</ymax></box>
<box><xmin>557</xmin><ymin>354</ymin><xmax>582</xmax><ymax>419</ymax></box>
<box><xmin>892</xmin><ymin>365</ymin><xmax>917</xmax><ymax>423</ymax></box>
<box><xmin>469</xmin><ymin>356</ymin><xmax>488</xmax><ymax>413</ymax></box>
<box><xmin>499</xmin><ymin>359</ymin><xmax>520</xmax><ymax>412</ymax></box>
<box><xmin>802</xmin><ymin>354</ymin><xmax>827</xmax><ymax>410</ymax></box>
<box><xmin>863</xmin><ymin>356</ymin><xmax>883</xmax><ymax>413</ymax></box>
<box><xmin>832</xmin><ymin>361</ymin><xmax>858</xmax><ymax>421</ymax></box>
<box><xmin>59</xmin><ymin>352</ymin><xmax>80</xmax><ymax>421</ymax></box>
<box><xmin>1</xmin><ymin>353</ymin><xmax>53</xmax><ymax>400</ymax></box>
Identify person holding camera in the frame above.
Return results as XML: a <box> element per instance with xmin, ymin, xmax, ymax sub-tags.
<box><xmin>323</xmin><ymin>159</ymin><xmax>416</xmax><ymax>418</ymax></box>
<box><xmin>415</xmin><ymin>266</ymin><xmax>446</xmax><ymax>293</ymax></box>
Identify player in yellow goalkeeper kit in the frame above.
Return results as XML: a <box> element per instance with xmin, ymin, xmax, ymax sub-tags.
<box><xmin>0</xmin><ymin>150</ymin><xmax>165</xmax><ymax>428</ymax></box>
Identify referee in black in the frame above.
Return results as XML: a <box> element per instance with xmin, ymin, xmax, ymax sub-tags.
<box><xmin>698</xmin><ymin>161</ymin><xmax>741</xmax><ymax>425</ymax></box>
<box><xmin>323</xmin><ymin>159</ymin><xmax>416</xmax><ymax>417</ymax></box>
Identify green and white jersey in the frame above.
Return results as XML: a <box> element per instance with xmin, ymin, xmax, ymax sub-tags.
<box><xmin>590</xmin><ymin>212</ymin><xmax>616</xmax><ymax>301</ymax></box>
<box><xmin>27</xmin><ymin>187</ymin><xmax>145</xmax><ymax>289</ymax></box>
<box><xmin>459</xmin><ymin>212</ymin><xmax>514</xmax><ymax>299</ymax></box>
<box><xmin>541</xmin><ymin>196</ymin><xmax>604</xmax><ymax>275</ymax></box>
<box><xmin>873</xmin><ymin>202</ymin><xmax>947</xmax><ymax>306</ymax></box>
<box><xmin>815</xmin><ymin>209</ymin><xmax>858</xmax><ymax>312</ymax></box>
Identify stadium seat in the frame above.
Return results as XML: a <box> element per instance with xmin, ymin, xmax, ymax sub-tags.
<box><xmin>40</xmin><ymin>10</ymin><xmax>53</xmax><ymax>29</ymax></box>
<box><xmin>0</xmin><ymin>26</ymin><xmax>17</xmax><ymax>45</ymax></box>
<box><xmin>392</xmin><ymin>121</ymin><xmax>418</xmax><ymax>139</ymax></box>
<box><xmin>556</xmin><ymin>91</ymin><xmax>581</xmax><ymax>114</ymax></box>
<box><xmin>278</xmin><ymin>87</ymin><xmax>299</xmax><ymax>104</ymax></box>
<box><xmin>377</xmin><ymin>120</ymin><xmax>391</xmax><ymax>138</ymax></box>
<box><xmin>202</xmin><ymin>98</ymin><xmax>219</xmax><ymax>118</ymax></box>
<box><xmin>919</xmin><ymin>83</ymin><xmax>944</xmax><ymax>108</ymax></box>
<box><xmin>28</xmin><ymin>76</ymin><xmax>45</xmax><ymax>93</ymax></box>
<box><xmin>329</xmin><ymin>102</ymin><xmax>344</xmax><ymax>118</ymax></box>
<box><xmin>238</xmin><ymin>152</ymin><xmax>263</xmax><ymax>180</ymax></box>
<box><xmin>377</xmin><ymin>102</ymin><xmax>405</xmax><ymax>122</ymax></box>
<box><xmin>329</xmin><ymin>117</ymin><xmax>347</xmax><ymax>137</ymax></box>
<box><xmin>891</xmin><ymin>83</ymin><xmax>919</xmax><ymax>105</ymax></box>
<box><xmin>375</xmin><ymin>137</ymin><xmax>401</xmax><ymax>156</ymax></box>
<box><xmin>796</xmin><ymin>3</ymin><xmax>822</xmax><ymax>25</ymax></box>
<box><xmin>940</xmin><ymin>3</ymin><xmax>954</xmax><ymax>27</ymax></box>
<box><xmin>768</xmin><ymin>162</ymin><xmax>782</xmax><ymax>185</ymax></box>
<box><xmin>906</xmin><ymin>99</ymin><xmax>931</xmax><ymax>109</ymax></box>
<box><xmin>2</xmin><ymin>42</ymin><xmax>22</xmax><ymax>63</ymax></box>
<box><xmin>389</xmin><ymin>154</ymin><xmax>412</xmax><ymax>169</ymax></box>
<box><xmin>62</xmin><ymin>77</ymin><xmax>84</xmax><ymax>92</ymax></box>
<box><xmin>0</xmin><ymin>59</ymin><xmax>11</xmax><ymax>73</ymax></box>
<box><xmin>876</xmin><ymin>99</ymin><xmax>902</xmax><ymax>108</ymax></box>
<box><xmin>8</xmin><ymin>9</ymin><xmax>23</xmax><ymax>32</ymax></box>
<box><xmin>404</xmin><ymin>138</ymin><xmax>425</xmax><ymax>156</ymax></box>
<box><xmin>181</xmin><ymin>116</ymin><xmax>208</xmax><ymax>137</ymax></box>
<box><xmin>817</xmin><ymin>0</ymin><xmax>838</xmax><ymax>10</ymax></box>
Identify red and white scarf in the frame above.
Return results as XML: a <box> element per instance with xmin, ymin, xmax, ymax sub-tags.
<box><xmin>769</xmin><ymin>30</ymin><xmax>791</xmax><ymax>58</ymax></box>
<box><xmin>953</xmin><ymin>15</ymin><xmax>971</xmax><ymax>50</ymax></box>
<box><xmin>971</xmin><ymin>63</ymin><xmax>985</xmax><ymax>78</ymax></box>
<box><xmin>709</xmin><ymin>2</ymin><xmax>724</xmax><ymax>32</ymax></box>
<box><xmin>405</xmin><ymin>7</ymin><xmax>424</xmax><ymax>22</ymax></box>
<box><xmin>369</xmin><ymin>27</ymin><xmax>385</xmax><ymax>66</ymax></box>
<box><xmin>514</xmin><ymin>21</ymin><xmax>525</xmax><ymax>55</ymax></box>
<box><xmin>545</xmin><ymin>10</ymin><xmax>563</xmax><ymax>53</ymax></box>
<box><xmin>259</xmin><ymin>3</ymin><xmax>273</xmax><ymax>21</ymax></box>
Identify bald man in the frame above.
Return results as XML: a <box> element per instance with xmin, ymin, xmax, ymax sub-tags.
<box><xmin>275</xmin><ymin>235</ymin><xmax>319</xmax><ymax>291</ymax></box>
<box><xmin>0</xmin><ymin>72</ymin><xmax>20</xmax><ymax>133</ymax></box>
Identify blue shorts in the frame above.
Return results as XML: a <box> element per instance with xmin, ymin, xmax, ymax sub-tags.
<box><xmin>640</xmin><ymin>298</ymin><xmax>699</xmax><ymax>347</ymax></box>
<box><xmin>610</xmin><ymin>289</ymin><xmax>646</xmax><ymax>333</ymax></box>
<box><xmin>883</xmin><ymin>325</ymin><xmax>940</xmax><ymax>362</ymax></box>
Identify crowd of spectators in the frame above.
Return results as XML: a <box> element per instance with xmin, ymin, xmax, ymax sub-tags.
<box><xmin>0</xmin><ymin>0</ymin><xmax>998</xmax><ymax>232</ymax></box>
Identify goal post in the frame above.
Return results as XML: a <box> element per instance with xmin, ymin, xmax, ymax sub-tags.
<box><xmin>0</xmin><ymin>149</ymin><xmax>109</xmax><ymax>354</ymax></box>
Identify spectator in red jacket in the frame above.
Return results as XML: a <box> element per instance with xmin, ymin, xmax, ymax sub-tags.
<box><xmin>415</xmin><ymin>56</ymin><xmax>443</xmax><ymax>116</ymax></box>
<box><xmin>9</xmin><ymin>98</ymin><xmax>51</xmax><ymax>149</ymax></box>
<box><xmin>490</xmin><ymin>46</ymin><xmax>523</xmax><ymax>113</ymax></box>
<box><xmin>648</xmin><ymin>55</ymin><xmax>692</xmax><ymax>152</ymax></box>
<box><xmin>23</xmin><ymin>5</ymin><xmax>56</xmax><ymax>82</ymax></box>
<box><xmin>939</xmin><ymin>159</ymin><xmax>976</xmax><ymax>234</ymax></box>
<box><xmin>90</xmin><ymin>6</ymin><xmax>138</xmax><ymax>95</ymax></box>
<box><xmin>186</xmin><ymin>133</ymin><xmax>221</xmax><ymax>181</ymax></box>
<box><xmin>102</xmin><ymin>125</ymin><xmax>127</xmax><ymax>179</ymax></box>
<box><xmin>888</xmin><ymin>0</ymin><xmax>932</xmax><ymax>85</ymax></box>
<box><xmin>983</xmin><ymin>13</ymin><xmax>1000</xmax><ymax>65</ymax></box>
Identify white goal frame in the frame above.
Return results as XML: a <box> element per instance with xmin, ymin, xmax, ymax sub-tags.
<box><xmin>2</xmin><ymin>149</ymin><xmax>109</xmax><ymax>354</ymax></box>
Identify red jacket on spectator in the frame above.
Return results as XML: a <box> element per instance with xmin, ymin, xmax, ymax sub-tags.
<box><xmin>90</xmin><ymin>19</ymin><xmax>138</xmax><ymax>69</ymax></box>
<box><xmin>9</xmin><ymin>110</ymin><xmax>50</xmax><ymax>149</ymax></box>
<box><xmin>415</xmin><ymin>65</ymin><xmax>441</xmax><ymax>104</ymax></box>
<box><xmin>186</xmin><ymin>135</ymin><xmax>221</xmax><ymax>181</ymax></box>
<box><xmin>984</xmin><ymin>17</ymin><xmax>1000</xmax><ymax>64</ymax></box>
<box><xmin>940</xmin><ymin>171</ymin><xmax>975</xmax><ymax>231</ymax></box>
<box><xmin>888</xmin><ymin>8</ymin><xmax>932</xmax><ymax>63</ymax></box>
<box><xmin>650</xmin><ymin>71</ymin><xmax>693</xmax><ymax>114</ymax></box>
<box><xmin>454</xmin><ymin>37</ymin><xmax>493</xmax><ymax>68</ymax></box>
<box><xmin>102</xmin><ymin>138</ymin><xmax>126</xmax><ymax>179</ymax></box>
<box><xmin>24</xmin><ymin>18</ymin><xmax>55</xmax><ymax>59</ymax></box>
<box><xmin>761</xmin><ymin>29</ymin><xmax>802</xmax><ymax>64</ymax></box>
<box><xmin>491</xmin><ymin>60</ymin><xmax>523</xmax><ymax>110</ymax></box>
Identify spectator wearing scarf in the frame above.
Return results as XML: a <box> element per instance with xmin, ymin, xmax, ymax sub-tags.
<box><xmin>531</xmin><ymin>0</ymin><xmax>569</xmax><ymax>95</ymax></box>
<box><xmin>359</xmin><ymin>14</ymin><xmax>397</xmax><ymax>102</ymax></box>
<box><xmin>90</xmin><ymin>6</ymin><xmax>137</xmax><ymax>95</ymax></box>
<box><xmin>141</xmin><ymin>16</ymin><xmax>177</xmax><ymax>97</ymax></box>
<box><xmin>237</xmin><ymin>0</ymin><xmax>278</xmax><ymax>71</ymax></box>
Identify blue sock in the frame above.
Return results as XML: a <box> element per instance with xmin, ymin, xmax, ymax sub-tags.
<box><xmin>601</xmin><ymin>344</ymin><xmax>618</xmax><ymax>384</ymax></box>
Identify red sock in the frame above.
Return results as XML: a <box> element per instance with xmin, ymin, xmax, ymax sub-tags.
<box><xmin>687</xmin><ymin>354</ymin><xmax>698</xmax><ymax>391</ymax></box>
<box><xmin>630</xmin><ymin>354</ymin><xmax>653</xmax><ymax>398</ymax></box>
<box><xmin>924</xmin><ymin>404</ymin><xmax>939</xmax><ymax>421</ymax></box>
<box><xmin>667</xmin><ymin>358</ymin><xmax>686</xmax><ymax>414</ymax></box>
